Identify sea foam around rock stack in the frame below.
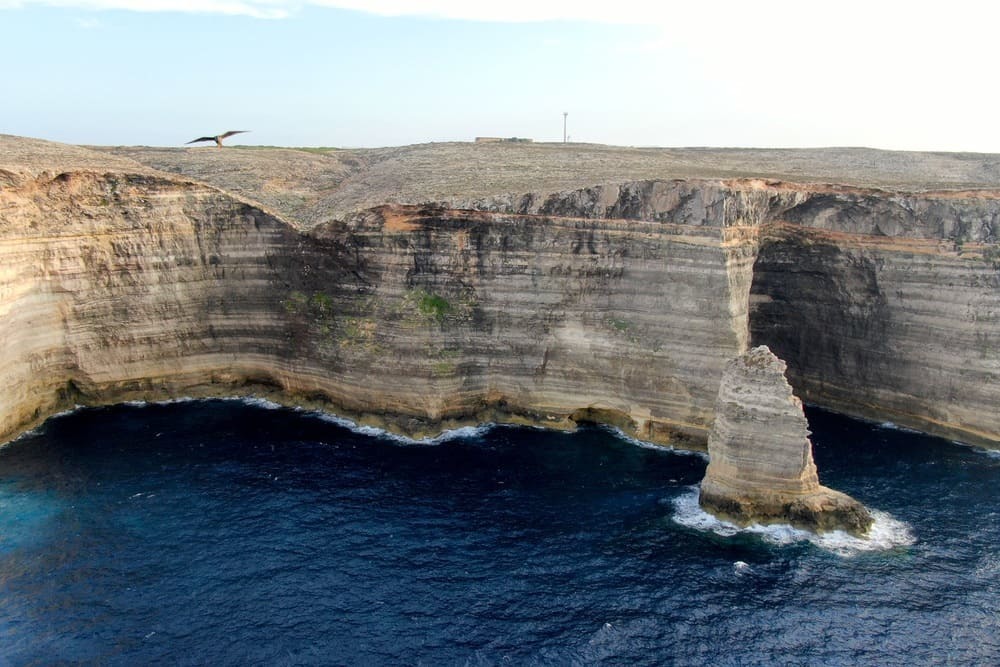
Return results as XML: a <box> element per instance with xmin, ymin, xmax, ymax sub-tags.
<box><xmin>699</xmin><ymin>346</ymin><xmax>873</xmax><ymax>535</ymax></box>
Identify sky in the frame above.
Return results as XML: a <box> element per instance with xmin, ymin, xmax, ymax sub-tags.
<box><xmin>1</xmin><ymin>0</ymin><xmax>998</xmax><ymax>152</ymax></box>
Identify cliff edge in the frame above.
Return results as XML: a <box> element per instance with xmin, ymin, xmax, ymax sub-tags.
<box><xmin>700</xmin><ymin>346</ymin><xmax>873</xmax><ymax>534</ymax></box>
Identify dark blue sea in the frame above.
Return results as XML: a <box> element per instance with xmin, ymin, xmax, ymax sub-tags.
<box><xmin>1</xmin><ymin>399</ymin><xmax>998</xmax><ymax>665</ymax></box>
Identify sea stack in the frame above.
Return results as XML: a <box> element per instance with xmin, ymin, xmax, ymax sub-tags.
<box><xmin>699</xmin><ymin>346</ymin><xmax>873</xmax><ymax>535</ymax></box>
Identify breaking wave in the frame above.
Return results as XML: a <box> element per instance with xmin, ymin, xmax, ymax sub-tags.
<box><xmin>118</xmin><ymin>396</ymin><xmax>495</xmax><ymax>445</ymax></box>
<box><xmin>2</xmin><ymin>405</ymin><xmax>86</xmax><ymax>447</ymax></box>
<box><xmin>669</xmin><ymin>487</ymin><xmax>916</xmax><ymax>557</ymax></box>
<box><xmin>599</xmin><ymin>425</ymin><xmax>709</xmax><ymax>459</ymax></box>
<box><xmin>878</xmin><ymin>421</ymin><xmax>923</xmax><ymax>435</ymax></box>
<box><xmin>122</xmin><ymin>396</ymin><xmax>285</xmax><ymax>410</ymax></box>
<box><xmin>305</xmin><ymin>410</ymin><xmax>495</xmax><ymax>446</ymax></box>
<box><xmin>961</xmin><ymin>443</ymin><xmax>1000</xmax><ymax>460</ymax></box>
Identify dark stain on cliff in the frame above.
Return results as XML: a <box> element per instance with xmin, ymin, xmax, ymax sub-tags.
<box><xmin>571</xmin><ymin>230</ymin><xmax>597</xmax><ymax>255</ymax></box>
<box><xmin>748</xmin><ymin>233</ymin><xmax>891</xmax><ymax>397</ymax></box>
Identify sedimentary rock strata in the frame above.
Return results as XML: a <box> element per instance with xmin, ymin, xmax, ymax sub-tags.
<box><xmin>750</xmin><ymin>223</ymin><xmax>1000</xmax><ymax>446</ymax></box>
<box><xmin>699</xmin><ymin>346</ymin><xmax>873</xmax><ymax>534</ymax></box>
<box><xmin>1</xmin><ymin>135</ymin><xmax>998</xmax><ymax>453</ymax></box>
<box><xmin>0</xmin><ymin>169</ymin><xmax>755</xmax><ymax>446</ymax></box>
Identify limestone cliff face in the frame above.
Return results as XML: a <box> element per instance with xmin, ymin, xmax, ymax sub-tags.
<box><xmin>317</xmin><ymin>204</ymin><xmax>759</xmax><ymax>441</ymax></box>
<box><xmin>750</xmin><ymin>225</ymin><xmax>1000</xmax><ymax>446</ymax></box>
<box><xmin>699</xmin><ymin>346</ymin><xmax>873</xmax><ymax>534</ymax></box>
<box><xmin>1</xmin><ymin>137</ymin><xmax>999</xmax><ymax>453</ymax></box>
<box><xmin>0</xmin><ymin>170</ymin><xmax>297</xmax><ymax>441</ymax></box>
<box><xmin>0</xmin><ymin>170</ymin><xmax>756</xmax><ymax>445</ymax></box>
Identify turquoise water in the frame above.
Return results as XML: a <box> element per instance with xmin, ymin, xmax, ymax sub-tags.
<box><xmin>1</xmin><ymin>400</ymin><xmax>997</xmax><ymax>665</ymax></box>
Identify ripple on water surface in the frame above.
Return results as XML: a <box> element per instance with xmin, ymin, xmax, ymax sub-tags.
<box><xmin>0</xmin><ymin>399</ymin><xmax>997</xmax><ymax>665</ymax></box>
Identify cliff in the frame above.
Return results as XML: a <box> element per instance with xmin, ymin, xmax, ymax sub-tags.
<box><xmin>1</xmin><ymin>135</ymin><xmax>998</xmax><ymax>452</ymax></box>
<box><xmin>699</xmin><ymin>346</ymin><xmax>873</xmax><ymax>534</ymax></box>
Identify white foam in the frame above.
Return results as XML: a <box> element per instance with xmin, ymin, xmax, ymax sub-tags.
<box><xmin>430</xmin><ymin>424</ymin><xmax>495</xmax><ymax>443</ymax></box>
<box><xmin>0</xmin><ymin>394</ymin><xmax>500</xmax><ymax>449</ymax></box>
<box><xmin>875</xmin><ymin>419</ymin><xmax>1000</xmax><ymax>459</ymax></box>
<box><xmin>878</xmin><ymin>421</ymin><xmax>922</xmax><ymax>435</ymax></box>
<box><xmin>670</xmin><ymin>487</ymin><xmax>916</xmax><ymax>557</ymax></box>
<box><xmin>1</xmin><ymin>404</ymin><xmax>88</xmax><ymax>447</ymax></box>
<box><xmin>600</xmin><ymin>425</ymin><xmax>709</xmax><ymax>460</ymax></box>
<box><xmin>119</xmin><ymin>395</ymin><xmax>286</xmax><ymax>411</ymax></box>
<box><xmin>958</xmin><ymin>442</ymin><xmax>1000</xmax><ymax>460</ymax></box>
<box><xmin>50</xmin><ymin>405</ymin><xmax>85</xmax><ymax>419</ymax></box>
<box><xmin>306</xmin><ymin>410</ymin><xmax>494</xmax><ymax>446</ymax></box>
<box><xmin>231</xmin><ymin>396</ymin><xmax>284</xmax><ymax>410</ymax></box>
<box><xmin>120</xmin><ymin>396</ymin><xmax>492</xmax><ymax>446</ymax></box>
<box><xmin>5</xmin><ymin>426</ymin><xmax>43</xmax><ymax>447</ymax></box>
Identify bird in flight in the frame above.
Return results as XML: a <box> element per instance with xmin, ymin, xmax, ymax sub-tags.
<box><xmin>186</xmin><ymin>130</ymin><xmax>249</xmax><ymax>148</ymax></box>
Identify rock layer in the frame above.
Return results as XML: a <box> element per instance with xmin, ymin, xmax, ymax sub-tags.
<box><xmin>699</xmin><ymin>346</ymin><xmax>873</xmax><ymax>534</ymax></box>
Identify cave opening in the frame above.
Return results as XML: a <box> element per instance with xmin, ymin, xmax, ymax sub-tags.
<box><xmin>747</xmin><ymin>232</ymin><xmax>891</xmax><ymax>415</ymax></box>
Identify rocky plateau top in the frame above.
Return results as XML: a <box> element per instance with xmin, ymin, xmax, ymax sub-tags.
<box><xmin>6</xmin><ymin>134</ymin><xmax>1000</xmax><ymax>228</ymax></box>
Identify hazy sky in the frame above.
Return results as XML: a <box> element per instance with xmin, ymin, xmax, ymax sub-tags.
<box><xmin>2</xmin><ymin>1</ymin><xmax>998</xmax><ymax>151</ymax></box>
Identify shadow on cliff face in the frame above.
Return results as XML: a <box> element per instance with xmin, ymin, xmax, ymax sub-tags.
<box><xmin>748</xmin><ymin>233</ymin><xmax>891</xmax><ymax>400</ymax></box>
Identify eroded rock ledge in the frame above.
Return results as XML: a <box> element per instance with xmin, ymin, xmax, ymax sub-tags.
<box><xmin>699</xmin><ymin>346</ymin><xmax>873</xmax><ymax>535</ymax></box>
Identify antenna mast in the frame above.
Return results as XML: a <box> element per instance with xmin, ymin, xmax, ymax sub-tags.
<box><xmin>563</xmin><ymin>112</ymin><xmax>568</xmax><ymax>143</ymax></box>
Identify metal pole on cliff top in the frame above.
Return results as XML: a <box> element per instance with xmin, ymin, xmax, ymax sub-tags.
<box><xmin>563</xmin><ymin>112</ymin><xmax>568</xmax><ymax>143</ymax></box>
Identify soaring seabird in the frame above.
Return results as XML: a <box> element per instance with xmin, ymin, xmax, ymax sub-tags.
<box><xmin>186</xmin><ymin>130</ymin><xmax>249</xmax><ymax>148</ymax></box>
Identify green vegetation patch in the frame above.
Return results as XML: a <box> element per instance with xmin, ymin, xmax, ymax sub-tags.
<box><xmin>340</xmin><ymin>316</ymin><xmax>380</xmax><ymax>353</ymax></box>
<box><xmin>283</xmin><ymin>290</ymin><xmax>310</xmax><ymax>315</ymax></box>
<box><xmin>415</xmin><ymin>290</ymin><xmax>452</xmax><ymax>323</ymax></box>
<box><xmin>432</xmin><ymin>361</ymin><xmax>457</xmax><ymax>377</ymax></box>
<box><xmin>310</xmin><ymin>292</ymin><xmax>334</xmax><ymax>316</ymax></box>
<box><xmin>283</xmin><ymin>290</ymin><xmax>338</xmax><ymax>322</ymax></box>
<box><xmin>607</xmin><ymin>317</ymin><xmax>631</xmax><ymax>332</ymax></box>
<box><xmin>398</xmin><ymin>288</ymin><xmax>475</xmax><ymax>328</ymax></box>
<box><xmin>605</xmin><ymin>315</ymin><xmax>644</xmax><ymax>345</ymax></box>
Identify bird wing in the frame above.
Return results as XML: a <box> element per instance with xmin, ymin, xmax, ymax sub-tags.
<box><xmin>186</xmin><ymin>136</ymin><xmax>217</xmax><ymax>144</ymax></box>
<box><xmin>218</xmin><ymin>130</ymin><xmax>249</xmax><ymax>140</ymax></box>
